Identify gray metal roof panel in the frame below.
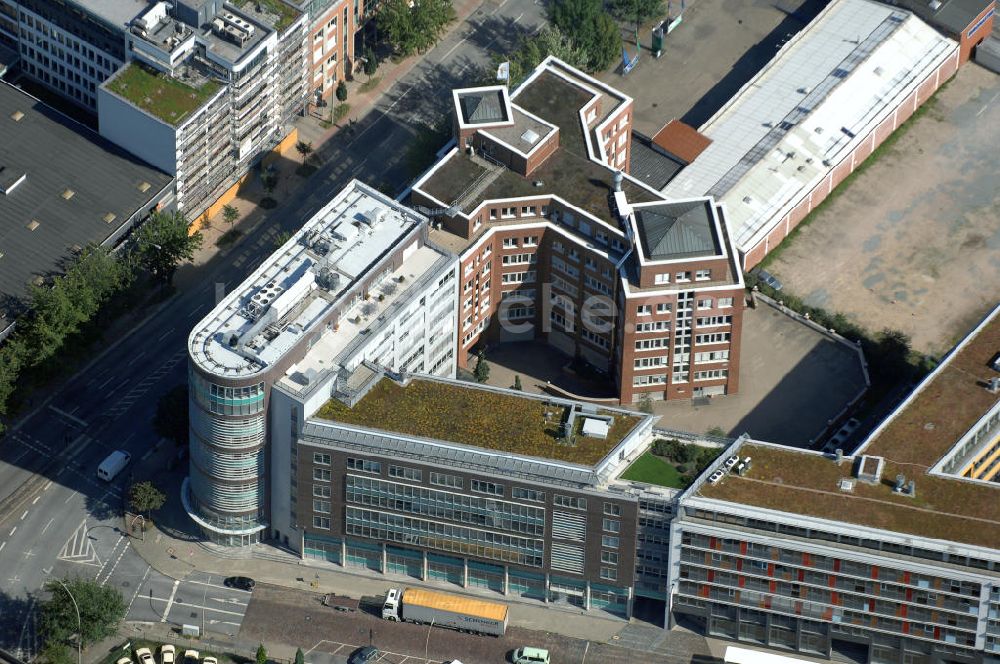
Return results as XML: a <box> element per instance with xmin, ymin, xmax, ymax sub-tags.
<box><xmin>635</xmin><ymin>200</ymin><xmax>720</xmax><ymax>260</ymax></box>
<box><xmin>0</xmin><ymin>83</ymin><xmax>172</xmax><ymax>330</ymax></box>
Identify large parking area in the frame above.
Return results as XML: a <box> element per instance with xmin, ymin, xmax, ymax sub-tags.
<box><xmin>764</xmin><ymin>64</ymin><xmax>1000</xmax><ymax>356</ymax></box>
<box><xmin>597</xmin><ymin>0</ymin><xmax>827</xmax><ymax>132</ymax></box>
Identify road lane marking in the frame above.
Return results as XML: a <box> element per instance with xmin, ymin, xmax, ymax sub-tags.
<box><xmin>438</xmin><ymin>36</ymin><xmax>468</xmax><ymax>61</ymax></box>
<box><xmin>32</xmin><ymin>497</ymin><xmax>39</xmax><ymax>505</ymax></box>
<box><xmin>97</xmin><ymin>376</ymin><xmax>116</xmax><ymax>390</ymax></box>
<box><xmin>99</xmin><ymin>540</ymin><xmax>130</xmax><ymax>587</ymax></box>
<box><xmin>47</xmin><ymin>405</ymin><xmax>89</xmax><ymax>428</ymax></box>
<box><xmin>64</xmin><ymin>491</ymin><xmax>78</xmax><ymax>504</ymax></box>
<box><xmin>156</xmin><ymin>328</ymin><xmax>175</xmax><ymax>342</ymax></box>
<box><xmin>40</xmin><ymin>518</ymin><xmax>54</xmax><ymax>535</ymax></box>
<box><xmin>180</xmin><ymin>578</ymin><xmax>254</xmax><ymax>594</ymax></box>
<box><xmin>20</xmin><ymin>510</ymin><xmax>27</xmax><ymax>520</ymax></box>
<box><xmin>44</xmin><ymin>481</ymin><xmax>52</xmax><ymax>490</ymax></box>
<box><xmin>0</xmin><ymin>542</ymin><xmax>5</xmax><ymax>552</ymax></box>
<box><xmin>9</xmin><ymin>527</ymin><xmax>15</xmax><ymax>536</ymax></box>
<box><xmin>126</xmin><ymin>565</ymin><xmax>152</xmax><ymax>614</ymax></box>
<box><xmin>148</xmin><ymin>598</ymin><xmax>246</xmax><ymax>618</ymax></box>
<box><xmin>346</xmin><ymin>87</ymin><xmax>413</xmax><ymax>148</ymax></box>
<box><xmin>127</xmin><ymin>350</ymin><xmax>147</xmax><ymax>366</ymax></box>
<box><xmin>161</xmin><ymin>580</ymin><xmax>180</xmax><ymax>622</ymax></box>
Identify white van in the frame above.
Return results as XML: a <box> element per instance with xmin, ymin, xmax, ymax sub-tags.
<box><xmin>512</xmin><ymin>648</ymin><xmax>550</xmax><ymax>664</ymax></box>
<box><xmin>97</xmin><ymin>450</ymin><xmax>131</xmax><ymax>481</ymax></box>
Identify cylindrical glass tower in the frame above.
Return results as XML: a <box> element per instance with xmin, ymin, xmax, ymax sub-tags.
<box><xmin>184</xmin><ymin>364</ymin><xmax>268</xmax><ymax>546</ymax></box>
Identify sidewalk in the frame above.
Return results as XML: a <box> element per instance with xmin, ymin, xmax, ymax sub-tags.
<box><xmin>130</xmin><ymin>512</ymin><xmax>627</xmax><ymax>644</ymax></box>
<box><xmin>179</xmin><ymin>0</ymin><xmax>488</xmax><ymax>278</ymax></box>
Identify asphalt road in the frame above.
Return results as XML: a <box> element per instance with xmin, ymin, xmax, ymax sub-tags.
<box><xmin>0</xmin><ymin>0</ymin><xmax>545</xmax><ymax>658</ymax></box>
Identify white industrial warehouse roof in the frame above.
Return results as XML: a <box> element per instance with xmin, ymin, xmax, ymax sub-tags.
<box><xmin>661</xmin><ymin>0</ymin><xmax>957</xmax><ymax>255</ymax></box>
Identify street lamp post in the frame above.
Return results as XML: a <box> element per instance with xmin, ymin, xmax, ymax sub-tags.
<box><xmin>50</xmin><ymin>578</ymin><xmax>82</xmax><ymax>664</ymax></box>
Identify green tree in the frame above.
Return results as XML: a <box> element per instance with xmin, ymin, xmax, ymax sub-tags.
<box><xmin>294</xmin><ymin>648</ymin><xmax>305</xmax><ymax>664</ymax></box>
<box><xmin>677</xmin><ymin>443</ymin><xmax>701</xmax><ymax>464</ymax></box>
<box><xmin>256</xmin><ymin>644</ymin><xmax>268</xmax><ymax>664</ymax></box>
<box><xmin>379</xmin><ymin>0</ymin><xmax>455</xmax><ymax>56</ymax></box>
<box><xmin>473</xmin><ymin>351</ymin><xmax>490</xmax><ymax>383</ymax></box>
<box><xmin>129</xmin><ymin>481</ymin><xmax>166</xmax><ymax>516</ymax></box>
<box><xmin>706</xmin><ymin>425</ymin><xmax>726</xmax><ymax>437</ymax></box>
<box><xmin>40</xmin><ymin>577</ymin><xmax>126</xmax><ymax>647</ymax></box>
<box><xmin>261</xmin><ymin>168</ymin><xmax>280</xmax><ymax>207</ymax></box>
<box><xmin>637</xmin><ymin>393</ymin><xmax>653</xmax><ymax>414</ymax></box>
<box><xmin>295</xmin><ymin>140</ymin><xmax>314</xmax><ymax>163</ymax></box>
<box><xmin>696</xmin><ymin>447</ymin><xmax>720</xmax><ymax>472</ymax></box>
<box><xmin>485</xmin><ymin>26</ymin><xmax>587</xmax><ymax>87</ymax></box>
<box><xmin>153</xmin><ymin>384</ymin><xmax>189</xmax><ymax>445</ymax></box>
<box><xmin>135</xmin><ymin>210</ymin><xmax>203</xmax><ymax>286</ymax></box>
<box><xmin>273</xmin><ymin>230</ymin><xmax>293</xmax><ymax>249</ymax></box>
<box><xmin>0</xmin><ymin>340</ymin><xmax>25</xmax><ymax>428</ymax></box>
<box><xmin>222</xmin><ymin>204</ymin><xmax>240</xmax><ymax>229</ymax></box>
<box><xmin>549</xmin><ymin>0</ymin><xmax>621</xmax><ymax>71</ymax></box>
<box><xmin>363</xmin><ymin>47</ymin><xmax>378</xmax><ymax>77</ymax></box>
<box><xmin>21</xmin><ymin>246</ymin><xmax>131</xmax><ymax>367</ymax></box>
<box><xmin>513</xmin><ymin>375</ymin><xmax>522</xmax><ymax>391</ymax></box>
<box><xmin>335</xmin><ymin>80</ymin><xmax>348</xmax><ymax>102</ymax></box>
<box><xmin>607</xmin><ymin>0</ymin><xmax>664</xmax><ymax>23</ymax></box>
<box><xmin>39</xmin><ymin>641</ymin><xmax>74</xmax><ymax>664</ymax></box>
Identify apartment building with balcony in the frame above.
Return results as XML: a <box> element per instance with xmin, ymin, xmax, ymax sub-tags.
<box><xmin>410</xmin><ymin>57</ymin><xmax>744</xmax><ymax>406</ymax></box>
<box><xmin>667</xmin><ymin>302</ymin><xmax>1000</xmax><ymax>664</ymax></box>
<box><xmin>97</xmin><ymin>0</ymin><xmax>307</xmax><ymax>216</ymax></box>
<box><xmin>186</xmin><ymin>180</ymin><xmax>459</xmax><ymax>546</ymax></box>
<box><xmin>0</xmin><ymin>0</ymin><xmax>136</xmax><ymax>111</ymax></box>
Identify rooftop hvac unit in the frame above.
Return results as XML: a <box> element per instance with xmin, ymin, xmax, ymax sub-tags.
<box><xmin>314</xmin><ymin>266</ymin><xmax>341</xmax><ymax>291</ymax></box>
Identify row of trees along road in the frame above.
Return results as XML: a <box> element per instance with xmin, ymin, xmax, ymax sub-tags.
<box><xmin>0</xmin><ymin>210</ymin><xmax>202</xmax><ymax>433</ymax></box>
<box><xmin>378</xmin><ymin>0</ymin><xmax>456</xmax><ymax>57</ymax></box>
<box><xmin>482</xmin><ymin>0</ymin><xmax>666</xmax><ymax>86</ymax></box>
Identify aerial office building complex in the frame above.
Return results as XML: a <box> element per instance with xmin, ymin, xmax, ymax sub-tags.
<box><xmin>410</xmin><ymin>57</ymin><xmax>746</xmax><ymax>405</ymax></box>
<box><xmin>186</xmin><ymin>180</ymin><xmax>460</xmax><ymax>545</ymax></box>
<box><xmin>668</xmin><ymin>303</ymin><xmax>1000</xmax><ymax>664</ymax></box>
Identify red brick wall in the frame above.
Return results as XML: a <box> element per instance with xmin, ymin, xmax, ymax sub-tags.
<box><xmin>959</xmin><ymin>1</ymin><xmax>995</xmax><ymax>63</ymax></box>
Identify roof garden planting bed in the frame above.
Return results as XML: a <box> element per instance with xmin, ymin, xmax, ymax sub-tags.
<box><xmin>699</xmin><ymin>444</ymin><xmax>1000</xmax><ymax>550</ymax></box>
<box><xmin>106</xmin><ymin>63</ymin><xmax>221</xmax><ymax>126</ymax></box>
<box><xmin>315</xmin><ymin>378</ymin><xmax>641</xmax><ymax>465</ymax></box>
<box><xmin>232</xmin><ymin>0</ymin><xmax>300</xmax><ymax>31</ymax></box>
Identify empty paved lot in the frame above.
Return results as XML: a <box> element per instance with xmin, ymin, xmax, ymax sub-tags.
<box><xmin>653</xmin><ymin>300</ymin><xmax>867</xmax><ymax>445</ymax></box>
<box><xmin>765</xmin><ymin>64</ymin><xmax>1000</xmax><ymax>356</ymax></box>
<box><xmin>483</xmin><ymin>303</ymin><xmax>867</xmax><ymax>446</ymax></box>
<box><xmin>597</xmin><ymin>0</ymin><xmax>827</xmax><ymax>133</ymax></box>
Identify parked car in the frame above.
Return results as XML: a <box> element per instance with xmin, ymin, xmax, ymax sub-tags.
<box><xmin>223</xmin><ymin>576</ymin><xmax>256</xmax><ymax>592</ymax></box>
<box><xmin>135</xmin><ymin>648</ymin><xmax>154</xmax><ymax>664</ymax></box>
<box><xmin>348</xmin><ymin>647</ymin><xmax>380</xmax><ymax>664</ymax></box>
<box><xmin>116</xmin><ymin>657</ymin><xmax>133</xmax><ymax>664</ymax></box>
<box><xmin>347</xmin><ymin>646</ymin><xmax>379</xmax><ymax>664</ymax></box>
<box><xmin>183</xmin><ymin>650</ymin><xmax>199</xmax><ymax>664</ymax></box>
<box><xmin>512</xmin><ymin>648</ymin><xmax>550</xmax><ymax>664</ymax></box>
<box><xmin>161</xmin><ymin>645</ymin><xmax>175</xmax><ymax>664</ymax></box>
<box><xmin>752</xmin><ymin>268</ymin><xmax>783</xmax><ymax>291</ymax></box>
<box><xmin>202</xmin><ymin>657</ymin><xmax>218</xmax><ymax>664</ymax></box>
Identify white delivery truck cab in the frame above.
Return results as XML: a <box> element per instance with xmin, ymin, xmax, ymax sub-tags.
<box><xmin>97</xmin><ymin>450</ymin><xmax>131</xmax><ymax>481</ymax></box>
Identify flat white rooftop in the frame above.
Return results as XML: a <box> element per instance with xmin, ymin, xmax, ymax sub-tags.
<box><xmin>188</xmin><ymin>180</ymin><xmax>432</xmax><ymax>379</ymax></box>
<box><xmin>661</xmin><ymin>0</ymin><xmax>957</xmax><ymax>253</ymax></box>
